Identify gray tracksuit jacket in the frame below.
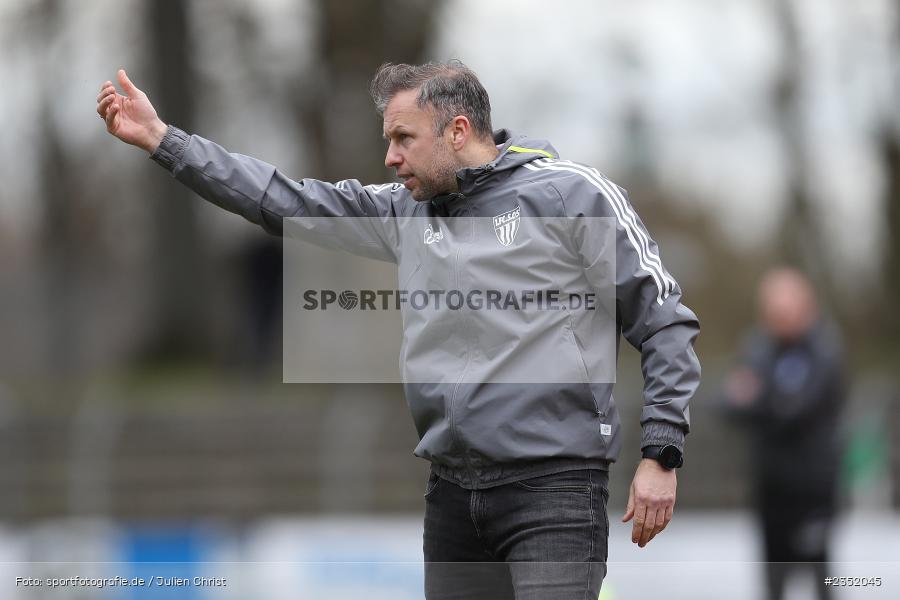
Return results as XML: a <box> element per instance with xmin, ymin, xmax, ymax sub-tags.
<box><xmin>151</xmin><ymin>125</ymin><xmax>701</xmax><ymax>489</ymax></box>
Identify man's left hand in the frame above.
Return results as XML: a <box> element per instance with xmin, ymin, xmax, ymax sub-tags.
<box><xmin>622</xmin><ymin>458</ymin><xmax>677</xmax><ymax>547</ymax></box>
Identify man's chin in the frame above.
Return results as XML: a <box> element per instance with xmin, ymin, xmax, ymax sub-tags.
<box><xmin>409</xmin><ymin>186</ymin><xmax>432</xmax><ymax>201</ymax></box>
<box><xmin>405</xmin><ymin>178</ymin><xmax>452</xmax><ymax>201</ymax></box>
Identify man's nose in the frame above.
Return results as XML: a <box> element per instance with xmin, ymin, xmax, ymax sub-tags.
<box><xmin>385</xmin><ymin>143</ymin><xmax>402</xmax><ymax>169</ymax></box>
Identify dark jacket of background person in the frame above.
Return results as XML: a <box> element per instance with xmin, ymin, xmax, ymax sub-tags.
<box><xmin>727</xmin><ymin>319</ymin><xmax>845</xmax><ymax>507</ymax></box>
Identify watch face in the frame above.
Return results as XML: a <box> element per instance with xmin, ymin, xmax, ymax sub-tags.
<box><xmin>660</xmin><ymin>445</ymin><xmax>683</xmax><ymax>469</ymax></box>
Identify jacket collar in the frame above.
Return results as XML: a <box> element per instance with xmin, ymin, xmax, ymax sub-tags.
<box><xmin>430</xmin><ymin>129</ymin><xmax>558</xmax><ymax>214</ymax></box>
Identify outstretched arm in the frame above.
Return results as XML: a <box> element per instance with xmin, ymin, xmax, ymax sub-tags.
<box><xmin>96</xmin><ymin>69</ymin><xmax>405</xmax><ymax>259</ymax></box>
<box><xmin>96</xmin><ymin>69</ymin><xmax>167</xmax><ymax>153</ymax></box>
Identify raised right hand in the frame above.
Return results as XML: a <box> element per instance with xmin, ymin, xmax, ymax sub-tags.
<box><xmin>96</xmin><ymin>68</ymin><xmax>167</xmax><ymax>153</ymax></box>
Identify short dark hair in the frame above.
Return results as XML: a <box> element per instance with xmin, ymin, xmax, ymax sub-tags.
<box><xmin>369</xmin><ymin>60</ymin><xmax>494</xmax><ymax>140</ymax></box>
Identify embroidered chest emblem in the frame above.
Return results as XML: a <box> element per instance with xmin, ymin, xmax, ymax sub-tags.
<box><xmin>492</xmin><ymin>206</ymin><xmax>521</xmax><ymax>247</ymax></box>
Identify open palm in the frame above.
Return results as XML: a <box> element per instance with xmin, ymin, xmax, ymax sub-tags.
<box><xmin>97</xmin><ymin>69</ymin><xmax>166</xmax><ymax>152</ymax></box>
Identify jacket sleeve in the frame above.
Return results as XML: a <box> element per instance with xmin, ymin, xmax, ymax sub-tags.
<box><xmin>560</xmin><ymin>177</ymin><xmax>701</xmax><ymax>452</ymax></box>
<box><xmin>149</xmin><ymin>125</ymin><xmax>404</xmax><ymax>262</ymax></box>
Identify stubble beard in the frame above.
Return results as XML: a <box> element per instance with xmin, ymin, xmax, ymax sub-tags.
<box><xmin>411</xmin><ymin>140</ymin><xmax>460</xmax><ymax>201</ymax></box>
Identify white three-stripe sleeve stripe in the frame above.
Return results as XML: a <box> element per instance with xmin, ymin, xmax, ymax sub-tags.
<box><xmin>532</xmin><ymin>159</ymin><xmax>672</xmax><ymax>304</ymax></box>
<box><xmin>523</xmin><ymin>161</ymin><xmax>670</xmax><ymax>305</ymax></box>
<box><xmin>523</xmin><ymin>161</ymin><xmax>668</xmax><ymax>304</ymax></box>
<box><xmin>542</xmin><ymin>159</ymin><xmax>676</xmax><ymax>295</ymax></box>
<box><xmin>540</xmin><ymin>160</ymin><xmax>675</xmax><ymax>295</ymax></box>
<box><xmin>529</xmin><ymin>158</ymin><xmax>676</xmax><ymax>296</ymax></box>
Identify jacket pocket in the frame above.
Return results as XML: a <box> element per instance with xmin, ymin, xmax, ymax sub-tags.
<box><xmin>562</xmin><ymin>306</ymin><xmax>605</xmax><ymax>418</ymax></box>
<box><xmin>560</xmin><ymin>307</ymin><xmax>589</xmax><ymax>380</ymax></box>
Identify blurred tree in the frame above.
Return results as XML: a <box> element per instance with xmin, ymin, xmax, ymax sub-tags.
<box><xmin>140</xmin><ymin>0</ymin><xmax>211</xmax><ymax>363</ymax></box>
<box><xmin>880</xmin><ymin>132</ymin><xmax>900</xmax><ymax>346</ymax></box>
<box><xmin>298</xmin><ymin>0</ymin><xmax>439</xmax><ymax>183</ymax></box>
<box><xmin>34</xmin><ymin>0</ymin><xmax>80</xmax><ymax>376</ymax></box>
<box><xmin>878</xmin><ymin>3</ymin><xmax>900</xmax><ymax>350</ymax></box>
<box><xmin>770</xmin><ymin>0</ymin><xmax>834</xmax><ymax>307</ymax></box>
<box><xmin>874</xmin><ymin>11</ymin><xmax>899</xmax><ymax>504</ymax></box>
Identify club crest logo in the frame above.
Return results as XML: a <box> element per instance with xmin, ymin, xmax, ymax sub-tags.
<box><xmin>493</xmin><ymin>206</ymin><xmax>520</xmax><ymax>247</ymax></box>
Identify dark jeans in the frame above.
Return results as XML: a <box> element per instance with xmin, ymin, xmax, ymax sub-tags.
<box><xmin>423</xmin><ymin>468</ymin><xmax>609</xmax><ymax>600</ymax></box>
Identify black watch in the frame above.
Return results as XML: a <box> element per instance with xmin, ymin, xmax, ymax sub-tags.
<box><xmin>642</xmin><ymin>444</ymin><xmax>684</xmax><ymax>470</ymax></box>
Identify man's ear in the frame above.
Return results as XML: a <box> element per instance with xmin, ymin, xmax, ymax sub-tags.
<box><xmin>448</xmin><ymin>115</ymin><xmax>472</xmax><ymax>151</ymax></box>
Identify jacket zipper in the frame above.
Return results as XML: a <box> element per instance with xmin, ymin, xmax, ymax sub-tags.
<box><xmin>447</xmin><ymin>201</ymin><xmax>479</xmax><ymax>486</ymax></box>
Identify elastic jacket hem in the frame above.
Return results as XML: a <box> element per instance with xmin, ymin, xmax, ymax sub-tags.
<box><xmin>432</xmin><ymin>457</ymin><xmax>611</xmax><ymax>490</ymax></box>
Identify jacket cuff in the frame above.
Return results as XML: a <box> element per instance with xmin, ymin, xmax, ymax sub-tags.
<box><xmin>149</xmin><ymin>125</ymin><xmax>190</xmax><ymax>172</ymax></box>
<box><xmin>641</xmin><ymin>420</ymin><xmax>686</xmax><ymax>452</ymax></box>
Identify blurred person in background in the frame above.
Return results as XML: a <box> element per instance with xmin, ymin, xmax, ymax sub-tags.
<box><xmin>96</xmin><ymin>62</ymin><xmax>700</xmax><ymax>599</ymax></box>
<box><xmin>722</xmin><ymin>267</ymin><xmax>846</xmax><ymax>600</ymax></box>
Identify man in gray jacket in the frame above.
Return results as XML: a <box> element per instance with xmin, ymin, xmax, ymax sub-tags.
<box><xmin>97</xmin><ymin>61</ymin><xmax>700</xmax><ymax>598</ymax></box>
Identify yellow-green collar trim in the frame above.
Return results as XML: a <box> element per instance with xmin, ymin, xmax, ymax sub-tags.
<box><xmin>507</xmin><ymin>145</ymin><xmax>555</xmax><ymax>159</ymax></box>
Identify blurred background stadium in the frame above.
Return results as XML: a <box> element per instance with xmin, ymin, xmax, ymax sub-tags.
<box><xmin>0</xmin><ymin>0</ymin><xmax>898</xmax><ymax>598</ymax></box>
